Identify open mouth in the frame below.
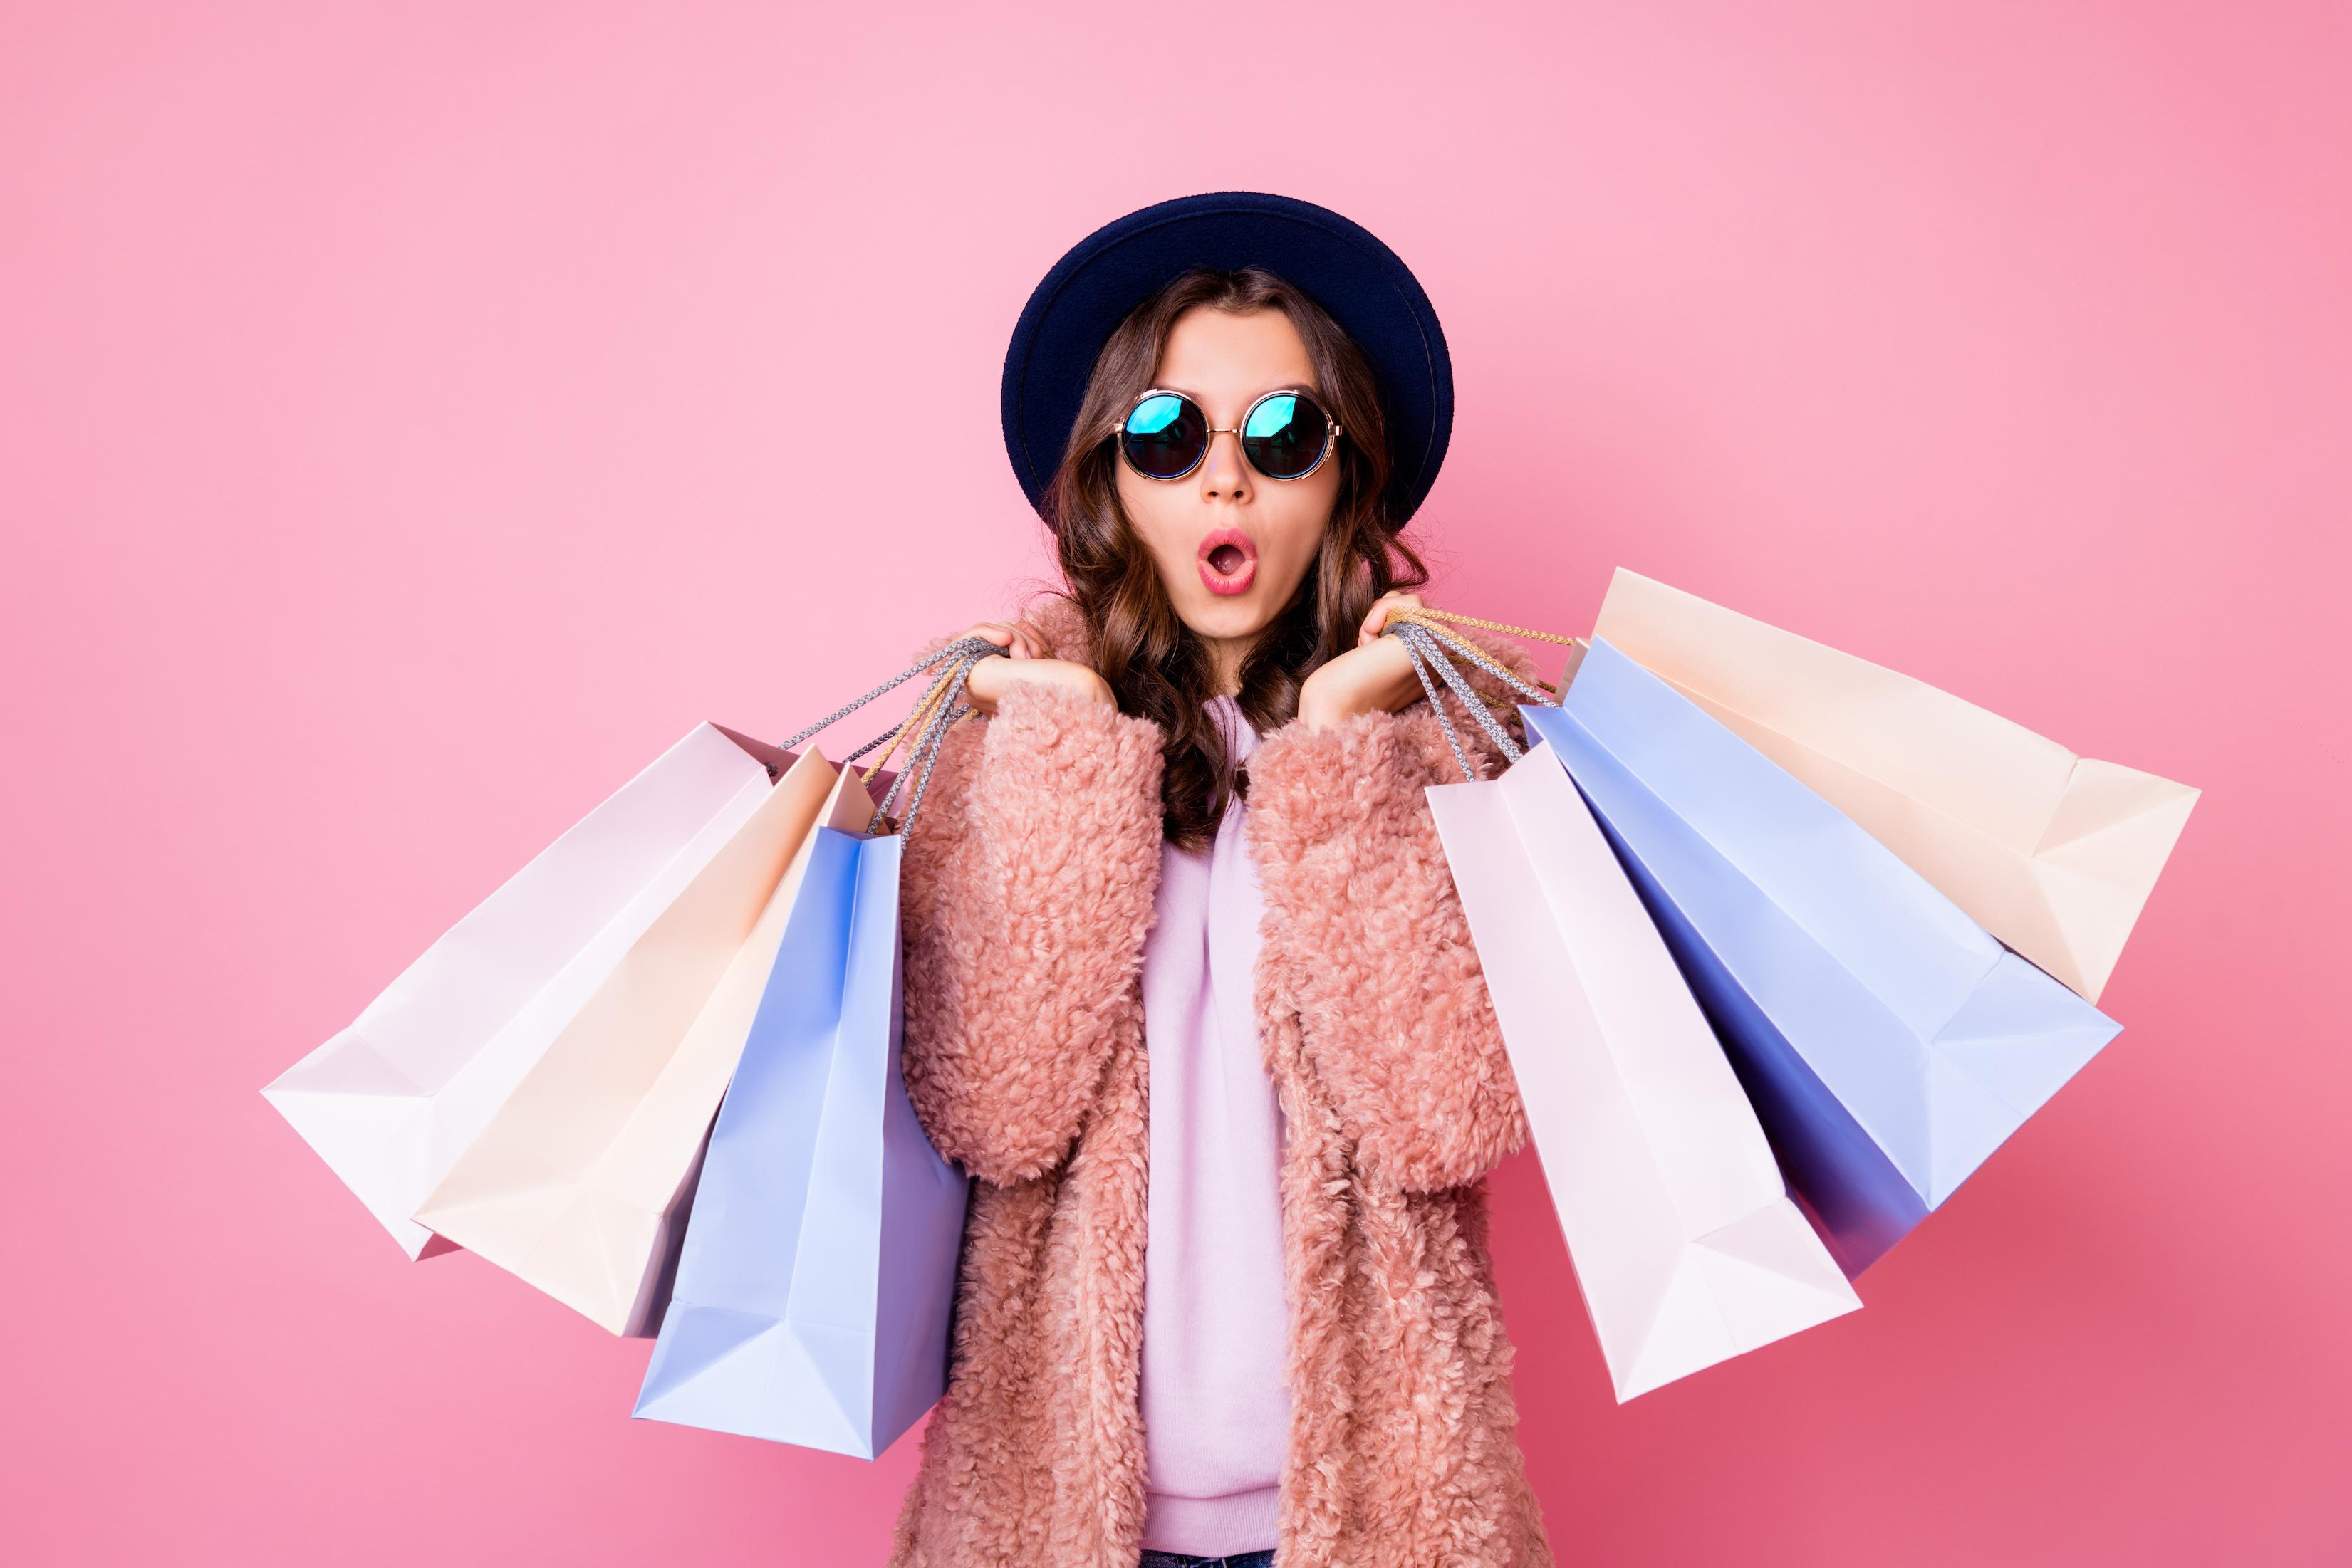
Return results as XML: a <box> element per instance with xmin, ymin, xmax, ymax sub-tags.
<box><xmin>1197</xmin><ymin>528</ymin><xmax>1258</xmax><ymax>596</ymax></box>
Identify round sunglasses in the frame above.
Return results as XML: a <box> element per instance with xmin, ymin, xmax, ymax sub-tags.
<box><xmin>1115</xmin><ymin>387</ymin><xmax>1342</xmax><ymax>483</ymax></box>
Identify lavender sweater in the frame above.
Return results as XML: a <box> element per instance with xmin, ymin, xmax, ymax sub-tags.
<box><xmin>1136</xmin><ymin>695</ymin><xmax>1293</xmax><ymax>1557</ymax></box>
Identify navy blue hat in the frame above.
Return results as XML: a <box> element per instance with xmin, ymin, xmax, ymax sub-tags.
<box><xmin>1001</xmin><ymin>191</ymin><xmax>1453</xmax><ymax>530</ymax></box>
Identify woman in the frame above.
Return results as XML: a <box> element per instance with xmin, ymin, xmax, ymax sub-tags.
<box><xmin>887</xmin><ymin>194</ymin><xmax>1552</xmax><ymax>1568</ymax></box>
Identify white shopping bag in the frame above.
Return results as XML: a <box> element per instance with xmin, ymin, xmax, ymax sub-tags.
<box><xmin>264</xmin><ymin>724</ymin><xmax>783</xmax><ymax>1258</ymax></box>
<box><xmin>1428</xmin><ymin>741</ymin><xmax>1861</xmax><ymax>1401</ymax></box>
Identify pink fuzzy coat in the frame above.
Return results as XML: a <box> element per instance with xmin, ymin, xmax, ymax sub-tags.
<box><xmin>888</xmin><ymin>594</ymin><xmax>1554</xmax><ymax>1568</ymax></box>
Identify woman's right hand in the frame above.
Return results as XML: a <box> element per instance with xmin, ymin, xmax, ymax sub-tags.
<box><xmin>952</xmin><ymin>620</ymin><xmax>1115</xmax><ymax>715</ymax></box>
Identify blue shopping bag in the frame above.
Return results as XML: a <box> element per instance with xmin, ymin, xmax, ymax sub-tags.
<box><xmin>634</xmin><ymin>642</ymin><xmax>999</xmax><ymax>1458</ymax></box>
<box><xmin>1526</xmin><ymin>639</ymin><xmax>2121</xmax><ymax>1277</ymax></box>
<box><xmin>633</xmin><ymin>823</ymin><xmax>969</xmax><ymax>1457</ymax></box>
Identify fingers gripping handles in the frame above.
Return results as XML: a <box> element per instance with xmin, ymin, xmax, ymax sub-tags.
<box><xmin>788</xmin><ymin>612</ymin><xmax>1563</xmax><ymax>823</ymax></box>
<box><xmin>776</xmin><ymin>635</ymin><xmax>1005</xmax><ymax>836</ymax></box>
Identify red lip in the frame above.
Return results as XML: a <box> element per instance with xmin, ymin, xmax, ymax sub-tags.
<box><xmin>1197</xmin><ymin>528</ymin><xmax>1258</xmax><ymax>596</ymax></box>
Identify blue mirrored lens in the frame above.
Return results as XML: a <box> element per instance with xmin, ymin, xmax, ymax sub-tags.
<box><xmin>1128</xmin><ymin>394</ymin><xmax>1186</xmax><ymax>437</ymax></box>
<box><xmin>1241</xmin><ymin>392</ymin><xmax>1330</xmax><ymax>478</ymax></box>
<box><xmin>1121</xmin><ymin>393</ymin><xmax>1206</xmax><ymax>478</ymax></box>
<box><xmin>1242</xmin><ymin>394</ymin><xmax>1299</xmax><ymax>441</ymax></box>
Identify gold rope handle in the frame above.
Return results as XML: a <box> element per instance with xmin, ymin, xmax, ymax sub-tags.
<box><xmin>1393</xmin><ymin>604</ymin><xmax>1587</xmax><ymax>649</ymax></box>
<box><xmin>1391</xmin><ymin>605</ymin><xmax>1586</xmax><ymax>697</ymax></box>
<box><xmin>858</xmin><ymin>660</ymin><xmax>963</xmax><ymax>791</ymax></box>
<box><xmin>1412</xmin><ymin>619</ymin><xmax>1562</xmax><ymax>697</ymax></box>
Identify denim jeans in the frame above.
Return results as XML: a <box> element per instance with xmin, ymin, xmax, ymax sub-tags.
<box><xmin>1138</xmin><ymin>1552</ymin><xmax>1276</xmax><ymax>1568</ymax></box>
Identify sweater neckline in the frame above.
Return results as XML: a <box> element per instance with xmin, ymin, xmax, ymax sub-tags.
<box><xmin>1203</xmin><ymin>693</ymin><xmax>1261</xmax><ymax>758</ymax></box>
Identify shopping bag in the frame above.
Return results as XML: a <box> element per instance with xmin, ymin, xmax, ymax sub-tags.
<box><xmin>1592</xmin><ymin>570</ymin><xmax>2197</xmax><ymax>1002</ymax></box>
<box><xmin>263</xmin><ymin>723</ymin><xmax>785</xmax><ymax>1258</ymax></box>
<box><xmin>410</xmin><ymin>746</ymin><xmax>863</xmax><ymax>1334</ymax></box>
<box><xmin>1427</xmin><ymin>736</ymin><xmax>1860</xmax><ymax>1401</ymax></box>
<box><xmin>1526</xmin><ymin>639</ymin><xmax>2123</xmax><ymax>1276</ymax></box>
<box><xmin>633</xmin><ymin>644</ymin><xmax>992</xmax><ymax>1457</ymax></box>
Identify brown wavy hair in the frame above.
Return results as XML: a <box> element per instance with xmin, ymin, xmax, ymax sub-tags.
<box><xmin>1041</xmin><ymin>266</ymin><xmax>1429</xmax><ymax>852</ymax></box>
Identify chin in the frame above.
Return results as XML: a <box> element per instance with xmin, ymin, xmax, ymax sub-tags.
<box><xmin>1179</xmin><ymin>595</ymin><xmax>1278</xmax><ymax>640</ymax></box>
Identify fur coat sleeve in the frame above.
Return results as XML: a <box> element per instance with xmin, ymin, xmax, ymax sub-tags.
<box><xmin>895</xmin><ymin>660</ymin><xmax>1167</xmax><ymax>1188</ymax></box>
<box><xmin>1244</xmin><ymin>622</ymin><xmax>1539</xmax><ymax>1193</ymax></box>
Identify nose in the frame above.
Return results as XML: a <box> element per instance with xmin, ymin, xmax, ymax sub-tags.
<box><xmin>1197</xmin><ymin>426</ymin><xmax>1252</xmax><ymax>504</ymax></box>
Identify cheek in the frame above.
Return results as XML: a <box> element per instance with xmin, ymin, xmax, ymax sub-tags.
<box><xmin>1115</xmin><ymin>469</ymin><xmax>1200</xmax><ymax>580</ymax></box>
<box><xmin>1256</xmin><ymin>475</ymin><xmax>1339</xmax><ymax>580</ymax></box>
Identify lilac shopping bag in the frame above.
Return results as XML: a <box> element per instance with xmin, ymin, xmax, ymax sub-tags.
<box><xmin>1526</xmin><ymin>640</ymin><xmax>2123</xmax><ymax>1276</ymax></box>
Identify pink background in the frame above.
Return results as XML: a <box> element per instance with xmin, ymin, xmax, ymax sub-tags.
<box><xmin>5</xmin><ymin>3</ymin><xmax>2346</xmax><ymax>1563</ymax></box>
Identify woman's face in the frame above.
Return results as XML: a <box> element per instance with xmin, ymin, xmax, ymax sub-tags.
<box><xmin>1115</xmin><ymin>305</ymin><xmax>1340</xmax><ymax>661</ymax></box>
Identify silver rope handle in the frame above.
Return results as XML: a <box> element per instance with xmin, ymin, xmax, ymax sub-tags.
<box><xmin>776</xmin><ymin>635</ymin><xmax>1004</xmax><ymax>756</ymax></box>
<box><xmin>869</xmin><ymin>647</ymin><xmax>989</xmax><ymax>836</ymax></box>
<box><xmin>1401</xmin><ymin>618</ymin><xmax>1559</xmax><ymax>709</ymax></box>
<box><xmin>772</xmin><ymin>634</ymin><xmax>1005</xmax><ymax>838</ymax></box>
<box><xmin>1385</xmin><ymin>621</ymin><xmax>1524</xmax><ymax>784</ymax></box>
<box><xmin>1397</xmin><ymin>626</ymin><xmax>1477</xmax><ymax>783</ymax></box>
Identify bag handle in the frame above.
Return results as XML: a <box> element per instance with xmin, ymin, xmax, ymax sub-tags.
<box><xmin>1388</xmin><ymin>621</ymin><xmax>1521</xmax><ymax>783</ymax></box>
<box><xmin>1380</xmin><ymin>608</ymin><xmax>1583</xmax><ymax>784</ymax></box>
<box><xmin>775</xmin><ymin>634</ymin><xmax>1001</xmax><ymax>758</ymax></box>
<box><xmin>774</xmin><ymin>634</ymin><xmax>1005</xmax><ymax>837</ymax></box>
<box><xmin>855</xmin><ymin>657</ymin><xmax>962</xmax><ymax>788</ymax></box>
<box><xmin>867</xmin><ymin>646</ymin><xmax>992</xmax><ymax>836</ymax></box>
<box><xmin>1389</xmin><ymin>605</ymin><xmax>1585</xmax><ymax>700</ymax></box>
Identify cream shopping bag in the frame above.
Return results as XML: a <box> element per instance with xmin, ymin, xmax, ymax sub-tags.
<box><xmin>411</xmin><ymin>751</ymin><xmax>863</xmax><ymax>1333</ymax></box>
<box><xmin>1592</xmin><ymin>570</ymin><xmax>2197</xmax><ymax>1001</ymax></box>
<box><xmin>264</xmin><ymin>725</ymin><xmax>783</xmax><ymax>1258</ymax></box>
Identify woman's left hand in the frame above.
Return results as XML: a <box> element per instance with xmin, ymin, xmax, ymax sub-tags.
<box><xmin>1296</xmin><ymin>590</ymin><xmax>1430</xmax><ymax>729</ymax></box>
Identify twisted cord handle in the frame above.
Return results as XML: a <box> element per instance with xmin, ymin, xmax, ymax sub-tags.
<box><xmin>1396</xmin><ymin>625</ymin><xmax>1480</xmax><ymax>785</ymax></box>
<box><xmin>858</xmin><ymin>657</ymin><xmax>964</xmax><ymax>788</ymax></box>
<box><xmin>774</xmin><ymin>635</ymin><xmax>1005</xmax><ymax>756</ymax></box>
<box><xmin>1398</xmin><ymin>615</ymin><xmax>1561</xmax><ymax>709</ymax></box>
<box><xmin>771</xmin><ymin>634</ymin><xmax>1005</xmax><ymax>838</ymax></box>
<box><xmin>1393</xmin><ymin>604</ymin><xmax>1585</xmax><ymax>647</ymax></box>
<box><xmin>1390</xmin><ymin>605</ymin><xmax>1586</xmax><ymax>699</ymax></box>
<box><xmin>1388</xmin><ymin>620</ymin><xmax>1525</xmax><ymax>784</ymax></box>
<box><xmin>869</xmin><ymin>648</ymin><xmax>989</xmax><ymax>836</ymax></box>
